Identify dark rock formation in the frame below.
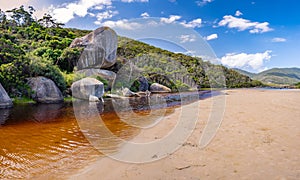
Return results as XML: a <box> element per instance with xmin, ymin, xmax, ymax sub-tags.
<box><xmin>27</xmin><ymin>77</ymin><xmax>64</xmax><ymax>104</ymax></box>
<box><xmin>138</xmin><ymin>76</ymin><xmax>149</xmax><ymax>92</ymax></box>
<box><xmin>0</xmin><ymin>83</ymin><xmax>13</xmax><ymax>108</ymax></box>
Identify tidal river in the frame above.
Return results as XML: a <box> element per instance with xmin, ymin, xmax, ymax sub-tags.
<box><xmin>0</xmin><ymin>92</ymin><xmax>211</xmax><ymax>179</ymax></box>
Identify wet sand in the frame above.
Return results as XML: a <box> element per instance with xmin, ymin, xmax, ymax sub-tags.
<box><xmin>70</xmin><ymin>89</ymin><xmax>300</xmax><ymax>180</ymax></box>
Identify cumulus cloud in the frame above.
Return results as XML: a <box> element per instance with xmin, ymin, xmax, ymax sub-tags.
<box><xmin>179</xmin><ymin>34</ymin><xmax>197</xmax><ymax>43</ymax></box>
<box><xmin>218</xmin><ymin>15</ymin><xmax>273</xmax><ymax>33</ymax></box>
<box><xmin>50</xmin><ymin>0</ymin><xmax>148</xmax><ymax>24</ymax></box>
<box><xmin>180</xmin><ymin>18</ymin><xmax>202</xmax><ymax>28</ymax></box>
<box><xmin>160</xmin><ymin>16</ymin><xmax>201</xmax><ymax>28</ymax></box>
<box><xmin>205</xmin><ymin>33</ymin><xmax>218</xmax><ymax>41</ymax></box>
<box><xmin>160</xmin><ymin>15</ymin><xmax>181</xmax><ymax>24</ymax></box>
<box><xmin>51</xmin><ymin>0</ymin><xmax>112</xmax><ymax>23</ymax></box>
<box><xmin>196</xmin><ymin>0</ymin><xmax>213</xmax><ymax>6</ymax></box>
<box><xmin>141</xmin><ymin>12</ymin><xmax>150</xmax><ymax>18</ymax></box>
<box><xmin>271</xmin><ymin>37</ymin><xmax>287</xmax><ymax>43</ymax></box>
<box><xmin>220</xmin><ymin>50</ymin><xmax>272</xmax><ymax>71</ymax></box>
<box><xmin>94</xmin><ymin>10</ymin><xmax>118</xmax><ymax>24</ymax></box>
<box><xmin>101</xmin><ymin>19</ymin><xmax>142</xmax><ymax>30</ymax></box>
<box><xmin>121</xmin><ymin>0</ymin><xmax>149</xmax><ymax>2</ymax></box>
<box><xmin>235</xmin><ymin>10</ymin><xmax>243</xmax><ymax>17</ymax></box>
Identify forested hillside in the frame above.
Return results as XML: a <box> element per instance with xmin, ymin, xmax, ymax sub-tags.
<box><xmin>0</xmin><ymin>6</ymin><xmax>261</xmax><ymax>98</ymax></box>
<box><xmin>115</xmin><ymin>37</ymin><xmax>262</xmax><ymax>89</ymax></box>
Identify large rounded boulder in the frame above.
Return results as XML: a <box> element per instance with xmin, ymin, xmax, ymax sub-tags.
<box><xmin>71</xmin><ymin>77</ymin><xmax>104</xmax><ymax>101</ymax></box>
<box><xmin>0</xmin><ymin>83</ymin><xmax>13</xmax><ymax>108</ymax></box>
<box><xmin>70</xmin><ymin>26</ymin><xmax>118</xmax><ymax>69</ymax></box>
<box><xmin>150</xmin><ymin>83</ymin><xmax>172</xmax><ymax>93</ymax></box>
<box><xmin>27</xmin><ymin>77</ymin><xmax>64</xmax><ymax>104</ymax></box>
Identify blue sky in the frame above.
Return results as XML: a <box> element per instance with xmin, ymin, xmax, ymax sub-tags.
<box><xmin>1</xmin><ymin>0</ymin><xmax>299</xmax><ymax>72</ymax></box>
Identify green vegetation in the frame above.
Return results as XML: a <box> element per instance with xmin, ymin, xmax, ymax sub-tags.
<box><xmin>235</xmin><ymin>68</ymin><xmax>300</xmax><ymax>86</ymax></box>
<box><xmin>0</xmin><ymin>6</ymin><xmax>263</xmax><ymax>100</ymax></box>
<box><xmin>0</xmin><ymin>6</ymin><xmax>83</xmax><ymax>97</ymax></box>
<box><xmin>12</xmin><ymin>96</ymin><xmax>36</xmax><ymax>104</ymax></box>
<box><xmin>111</xmin><ymin>37</ymin><xmax>262</xmax><ymax>90</ymax></box>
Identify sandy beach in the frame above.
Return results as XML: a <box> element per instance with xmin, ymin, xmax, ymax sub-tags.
<box><xmin>70</xmin><ymin>89</ymin><xmax>300</xmax><ymax>180</ymax></box>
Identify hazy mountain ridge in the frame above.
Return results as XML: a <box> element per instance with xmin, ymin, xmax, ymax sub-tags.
<box><xmin>234</xmin><ymin>68</ymin><xmax>300</xmax><ymax>85</ymax></box>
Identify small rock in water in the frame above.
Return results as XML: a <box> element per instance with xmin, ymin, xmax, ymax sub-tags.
<box><xmin>89</xmin><ymin>95</ymin><xmax>100</xmax><ymax>102</ymax></box>
<box><xmin>122</xmin><ymin>88</ymin><xmax>140</xmax><ymax>97</ymax></box>
<box><xmin>71</xmin><ymin>77</ymin><xmax>104</xmax><ymax>101</ymax></box>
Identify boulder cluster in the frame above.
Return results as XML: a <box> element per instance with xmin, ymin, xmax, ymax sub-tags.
<box><xmin>0</xmin><ymin>26</ymin><xmax>173</xmax><ymax>108</ymax></box>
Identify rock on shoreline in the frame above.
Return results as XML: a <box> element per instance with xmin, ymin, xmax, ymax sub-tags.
<box><xmin>27</xmin><ymin>77</ymin><xmax>64</xmax><ymax>104</ymax></box>
<box><xmin>0</xmin><ymin>83</ymin><xmax>13</xmax><ymax>109</ymax></box>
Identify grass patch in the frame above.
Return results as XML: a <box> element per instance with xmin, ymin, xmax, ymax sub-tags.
<box><xmin>64</xmin><ymin>97</ymin><xmax>74</xmax><ymax>102</ymax></box>
<box><xmin>12</xmin><ymin>97</ymin><xmax>36</xmax><ymax>104</ymax></box>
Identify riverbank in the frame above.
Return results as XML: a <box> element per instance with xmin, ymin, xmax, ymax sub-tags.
<box><xmin>70</xmin><ymin>89</ymin><xmax>300</xmax><ymax>179</ymax></box>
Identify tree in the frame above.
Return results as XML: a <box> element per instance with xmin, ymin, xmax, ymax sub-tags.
<box><xmin>0</xmin><ymin>9</ymin><xmax>7</xmax><ymax>28</ymax></box>
<box><xmin>6</xmin><ymin>6</ymin><xmax>35</xmax><ymax>27</ymax></box>
<box><xmin>38</xmin><ymin>13</ymin><xmax>64</xmax><ymax>28</ymax></box>
<box><xmin>57</xmin><ymin>47</ymin><xmax>82</xmax><ymax>73</ymax></box>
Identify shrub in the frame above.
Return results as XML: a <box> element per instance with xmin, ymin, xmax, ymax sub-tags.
<box><xmin>28</xmin><ymin>55</ymin><xmax>66</xmax><ymax>92</ymax></box>
<box><xmin>57</xmin><ymin>47</ymin><xmax>82</xmax><ymax>73</ymax></box>
<box><xmin>0</xmin><ymin>56</ymin><xmax>31</xmax><ymax>97</ymax></box>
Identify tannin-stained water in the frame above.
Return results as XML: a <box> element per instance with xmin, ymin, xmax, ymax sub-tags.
<box><xmin>0</xmin><ymin>95</ymin><xmax>182</xmax><ymax>179</ymax></box>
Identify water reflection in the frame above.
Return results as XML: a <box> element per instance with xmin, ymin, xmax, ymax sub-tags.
<box><xmin>0</xmin><ymin>103</ymin><xmax>71</xmax><ymax>126</ymax></box>
<box><xmin>0</xmin><ymin>91</ymin><xmax>210</xmax><ymax>179</ymax></box>
<box><xmin>0</xmin><ymin>108</ymin><xmax>10</xmax><ymax>126</ymax></box>
<box><xmin>74</xmin><ymin>96</ymin><xmax>176</xmax><ymax>157</ymax></box>
<box><xmin>0</xmin><ymin>97</ymin><xmax>175</xmax><ymax>179</ymax></box>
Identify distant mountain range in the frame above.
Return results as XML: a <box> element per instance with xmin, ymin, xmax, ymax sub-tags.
<box><xmin>234</xmin><ymin>68</ymin><xmax>300</xmax><ymax>85</ymax></box>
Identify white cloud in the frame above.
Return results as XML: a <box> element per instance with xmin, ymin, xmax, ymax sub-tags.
<box><xmin>160</xmin><ymin>15</ymin><xmax>181</xmax><ymax>24</ymax></box>
<box><xmin>94</xmin><ymin>10</ymin><xmax>118</xmax><ymax>24</ymax></box>
<box><xmin>180</xmin><ymin>18</ymin><xmax>202</xmax><ymax>28</ymax></box>
<box><xmin>50</xmin><ymin>0</ymin><xmax>147</xmax><ymax>24</ymax></box>
<box><xmin>196</xmin><ymin>0</ymin><xmax>213</xmax><ymax>6</ymax></box>
<box><xmin>160</xmin><ymin>16</ymin><xmax>202</xmax><ymax>29</ymax></box>
<box><xmin>271</xmin><ymin>37</ymin><xmax>287</xmax><ymax>43</ymax></box>
<box><xmin>34</xmin><ymin>7</ymin><xmax>51</xmax><ymax>19</ymax></box>
<box><xmin>235</xmin><ymin>10</ymin><xmax>243</xmax><ymax>17</ymax></box>
<box><xmin>51</xmin><ymin>7</ymin><xmax>75</xmax><ymax>24</ymax></box>
<box><xmin>121</xmin><ymin>0</ymin><xmax>149</xmax><ymax>2</ymax></box>
<box><xmin>51</xmin><ymin>0</ymin><xmax>112</xmax><ymax>23</ymax></box>
<box><xmin>101</xmin><ymin>19</ymin><xmax>142</xmax><ymax>30</ymax></box>
<box><xmin>141</xmin><ymin>12</ymin><xmax>150</xmax><ymax>18</ymax></box>
<box><xmin>220</xmin><ymin>50</ymin><xmax>272</xmax><ymax>71</ymax></box>
<box><xmin>205</xmin><ymin>33</ymin><xmax>218</xmax><ymax>41</ymax></box>
<box><xmin>218</xmin><ymin>15</ymin><xmax>273</xmax><ymax>34</ymax></box>
<box><xmin>179</xmin><ymin>34</ymin><xmax>197</xmax><ymax>43</ymax></box>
